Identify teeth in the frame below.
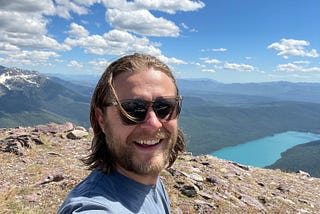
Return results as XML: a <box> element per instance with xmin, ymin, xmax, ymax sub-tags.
<box><xmin>136</xmin><ymin>140</ymin><xmax>160</xmax><ymax>145</ymax></box>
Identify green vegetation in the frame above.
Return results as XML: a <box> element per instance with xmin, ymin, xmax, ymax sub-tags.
<box><xmin>0</xmin><ymin>110</ymin><xmax>68</xmax><ymax>128</ymax></box>
<box><xmin>266</xmin><ymin>140</ymin><xmax>320</xmax><ymax>178</ymax></box>
<box><xmin>180</xmin><ymin>101</ymin><xmax>320</xmax><ymax>155</ymax></box>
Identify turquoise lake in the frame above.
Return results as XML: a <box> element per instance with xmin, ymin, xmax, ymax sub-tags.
<box><xmin>211</xmin><ymin>131</ymin><xmax>320</xmax><ymax>168</ymax></box>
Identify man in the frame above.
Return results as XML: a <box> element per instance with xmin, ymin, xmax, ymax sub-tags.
<box><xmin>58</xmin><ymin>53</ymin><xmax>186</xmax><ymax>213</ymax></box>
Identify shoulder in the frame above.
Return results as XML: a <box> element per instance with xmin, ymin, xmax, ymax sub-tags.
<box><xmin>58</xmin><ymin>169</ymin><xmax>122</xmax><ymax>213</ymax></box>
<box><xmin>57</xmin><ymin>196</ymin><xmax>111</xmax><ymax>213</ymax></box>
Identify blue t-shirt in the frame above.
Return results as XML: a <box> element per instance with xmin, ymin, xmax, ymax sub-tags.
<box><xmin>57</xmin><ymin>168</ymin><xmax>170</xmax><ymax>214</ymax></box>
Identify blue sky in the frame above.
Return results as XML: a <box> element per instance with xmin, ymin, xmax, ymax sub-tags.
<box><xmin>0</xmin><ymin>0</ymin><xmax>319</xmax><ymax>83</ymax></box>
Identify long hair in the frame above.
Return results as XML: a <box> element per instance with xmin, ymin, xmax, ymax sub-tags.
<box><xmin>82</xmin><ymin>53</ymin><xmax>186</xmax><ymax>173</ymax></box>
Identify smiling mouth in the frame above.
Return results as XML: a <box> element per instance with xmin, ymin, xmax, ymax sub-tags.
<box><xmin>134</xmin><ymin>139</ymin><xmax>162</xmax><ymax>147</ymax></box>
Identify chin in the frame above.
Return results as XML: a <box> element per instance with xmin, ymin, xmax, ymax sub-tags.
<box><xmin>133</xmin><ymin>155</ymin><xmax>168</xmax><ymax>175</ymax></box>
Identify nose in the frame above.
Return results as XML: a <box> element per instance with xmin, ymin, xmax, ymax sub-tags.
<box><xmin>140</xmin><ymin>108</ymin><xmax>162</xmax><ymax>130</ymax></box>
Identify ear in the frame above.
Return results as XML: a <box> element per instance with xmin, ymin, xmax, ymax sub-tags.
<box><xmin>95</xmin><ymin>107</ymin><xmax>106</xmax><ymax>134</ymax></box>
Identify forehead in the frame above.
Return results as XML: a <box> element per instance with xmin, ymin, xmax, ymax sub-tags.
<box><xmin>113</xmin><ymin>68</ymin><xmax>177</xmax><ymax>99</ymax></box>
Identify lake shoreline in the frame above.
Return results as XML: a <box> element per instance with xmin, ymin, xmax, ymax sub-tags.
<box><xmin>211</xmin><ymin>131</ymin><xmax>320</xmax><ymax>168</ymax></box>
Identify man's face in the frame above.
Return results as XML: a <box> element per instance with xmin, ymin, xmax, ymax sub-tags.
<box><xmin>102</xmin><ymin>68</ymin><xmax>178</xmax><ymax>178</ymax></box>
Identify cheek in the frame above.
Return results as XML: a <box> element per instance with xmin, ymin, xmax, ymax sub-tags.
<box><xmin>106</xmin><ymin>108</ymin><xmax>134</xmax><ymax>141</ymax></box>
<box><xmin>166</xmin><ymin>119</ymin><xmax>178</xmax><ymax>131</ymax></box>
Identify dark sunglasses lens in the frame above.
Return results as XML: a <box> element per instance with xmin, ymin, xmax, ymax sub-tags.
<box><xmin>121</xmin><ymin>99</ymin><xmax>147</xmax><ymax>122</ymax></box>
<box><xmin>119</xmin><ymin>97</ymin><xmax>181</xmax><ymax>125</ymax></box>
<box><xmin>153</xmin><ymin>98</ymin><xmax>177</xmax><ymax>120</ymax></box>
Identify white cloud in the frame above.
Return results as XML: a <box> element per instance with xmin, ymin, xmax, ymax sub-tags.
<box><xmin>159</xmin><ymin>55</ymin><xmax>187</xmax><ymax>65</ymax></box>
<box><xmin>202</xmin><ymin>68</ymin><xmax>215</xmax><ymax>73</ymax></box>
<box><xmin>200</xmin><ymin>48</ymin><xmax>227</xmax><ymax>52</ymax></box>
<box><xmin>276</xmin><ymin>63</ymin><xmax>320</xmax><ymax>73</ymax></box>
<box><xmin>103</xmin><ymin>0</ymin><xmax>205</xmax><ymax>14</ymax></box>
<box><xmin>293</xmin><ymin>60</ymin><xmax>310</xmax><ymax>64</ymax></box>
<box><xmin>180</xmin><ymin>23</ymin><xmax>189</xmax><ymax>30</ymax></box>
<box><xmin>134</xmin><ymin>0</ymin><xmax>205</xmax><ymax>14</ymax></box>
<box><xmin>89</xmin><ymin>58</ymin><xmax>110</xmax><ymax>70</ymax></box>
<box><xmin>54</xmin><ymin>0</ymin><xmax>96</xmax><ymax>19</ymax></box>
<box><xmin>0</xmin><ymin>0</ymin><xmax>200</xmax><ymax>71</ymax></box>
<box><xmin>68</xmin><ymin>60</ymin><xmax>83</xmax><ymax>68</ymax></box>
<box><xmin>0</xmin><ymin>50</ymin><xmax>60</xmax><ymax>66</ymax></box>
<box><xmin>200</xmin><ymin>57</ymin><xmax>221</xmax><ymax>64</ymax></box>
<box><xmin>65</xmin><ymin>27</ymin><xmax>165</xmax><ymax>57</ymax></box>
<box><xmin>106</xmin><ymin>9</ymin><xmax>179</xmax><ymax>37</ymax></box>
<box><xmin>224</xmin><ymin>63</ymin><xmax>256</xmax><ymax>72</ymax></box>
<box><xmin>0</xmin><ymin>0</ymin><xmax>55</xmax><ymax>14</ymax></box>
<box><xmin>68</xmin><ymin>23</ymin><xmax>90</xmax><ymax>38</ymax></box>
<box><xmin>0</xmin><ymin>42</ymin><xmax>20</xmax><ymax>52</ymax></box>
<box><xmin>212</xmin><ymin>48</ymin><xmax>227</xmax><ymax>52</ymax></box>
<box><xmin>0</xmin><ymin>4</ymin><xmax>70</xmax><ymax>58</ymax></box>
<box><xmin>268</xmin><ymin>38</ymin><xmax>319</xmax><ymax>59</ymax></box>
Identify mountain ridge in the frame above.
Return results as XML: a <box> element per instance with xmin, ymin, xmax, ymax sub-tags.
<box><xmin>0</xmin><ymin>65</ymin><xmax>90</xmax><ymax>127</ymax></box>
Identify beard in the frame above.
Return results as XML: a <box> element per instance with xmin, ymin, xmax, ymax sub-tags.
<box><xmin>103</xmin><ymin>123</ymin><xmax>178</xmax><ymax>176</ymax></box>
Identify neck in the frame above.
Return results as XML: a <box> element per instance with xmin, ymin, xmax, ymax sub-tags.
<box><xmin>115</xmin><ymin>165</ymin><xmax>159</xmax><ymax>185</ymax></box>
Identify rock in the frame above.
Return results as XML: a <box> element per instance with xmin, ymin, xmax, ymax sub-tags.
<box><xmin>66</xmin><ymin>130</ymin><xmax>88</xmax><ymax>139</ymax></box>
<box><xmin>206</xmin><ymin>176</ymin><xmax>221</xmax><ymax>186</ymax></box>
<box><xmin>180</xmin><ymin>185</ymin><xmax>198</xmax><ymax>197</ymax></box>
<box><xmin>296</xmin><ymin>170</ymin><xmax>311</xmax><ymax>177</ymax></box>
<box><xmin>198</xmin><ymin>190</ymin><xmax>214</xmax><ymax>199</ymax></box>
<box><xmin>194</xmin><ymin>199</ymin><xmax>215</xmax><ymax>212</ymax></box>
<box><xmin>34</xmin><ymin>122</ymin><xmax>74</xmax><ymax>134</ymax></box>
<box><xmin>231</xmin><ymin>162</ymin><xmax>250</xmax><ymax>171</ymax></box>
<box><xmin>239</xmin><ymin>194</ymin><xmax>266</xmax><ymax>211</ymax></box>
<box><xmin>0</xmin><ymin>135</ymin><xmax>34</xmax><ymax>156</ymax></box>
<box><xmin>277</xmin><ymin>183</ymin><xmax>290</xmax><ymax>193</ymax></box>
<box><xmin>75</xmin><ymin>126</ymin><xmax>87</xmax><ymax>131</ymax></box>
<box><xmin>189</xmin><ymin>173</ymin><xmax>204</xmax><ymax>182</ymax></box>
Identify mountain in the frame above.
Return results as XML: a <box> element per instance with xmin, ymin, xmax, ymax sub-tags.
<box><xmin>266</xmin><ymin>140</ymin><xmax>320</xmax><ymax>177</ymax></box>
<box><xmin>0</xmin><ymin>66</ymin><xmax>90</xmax><ymax>128</ymax></box>
<box><xmin>1</xmin><ymin>123</ymin><xmax>320</xmax><ymax>213</ymax></box>
<box><xmin>178</xmin><ymin>78</ymin><xmax>320</xmax><ymax>104</ymax></box>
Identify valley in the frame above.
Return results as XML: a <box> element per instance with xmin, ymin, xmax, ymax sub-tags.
<box><xmin>1</xmin><ymin>65</ymin><xmax>320</xmax><ymax>177</ymax></box>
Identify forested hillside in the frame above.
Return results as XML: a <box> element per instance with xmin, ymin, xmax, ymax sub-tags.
<box><xmin>180</xmin><ymin>99</ymin><xmax>320</xmax><ymax>155</ymax></box>
<box><xmin>266</xmin><ymin>140</ymin><xmax>320</xmax><ymax>177</ymax></box>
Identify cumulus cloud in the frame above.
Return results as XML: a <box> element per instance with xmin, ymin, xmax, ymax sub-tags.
<box><xmin>68</xmin><ymin>23</ymin><xmax>90</xmax><ymax>38</ymax></box>
<box><xmin>0</xmin><ymin>0</ymin><xmax>71</xmax><ymax>66</ymax></box>
<box><xmin>89</xmin><ymin>58</ymin><xmax>110</xmax><ymax>70</ymax></box>
<box><xmin>159</xmin><ymin>55</ymin><xmax>187</xmax><ymax>65</ymax></box>
<box><xmin>200</xmin><ymin>57</ymin><xmax>221</xmax><ymax>64</ymax></box>
<box><xmin>103</xmin><ymin>0</ymin><xmax>205</xmax><ymax>14</ymax></box>
<box><xmin>212</xmin><ymin>48</ymin><xmax>227</xmax><ymax>52</ymax></box>
<box><xmin>202</xmin><ymin>68</ymin><xmax>215</xmax><ymax>73</ymax></box>
<box><xmin>224</xmin><ymin>63</ymin><xmax>256</xmax><ymax>72</ymax></box>
<box><xmin>276</xmin><ymin>63</ymin><xmax>320</xmax><ymax>73</ymax></box>
<box><xmin>68</xmin><ymin>60</ymin><xmax>83</xmax><ymax>68</ymax></box>
<box><xmin>0</xmin><ymin>0</ymin><xmax>203</xmax><ymax>68</ymax></box>
<box><xmin>0</xmin><ymin>0</ymin><xmax>55</xmax><ymax>14</ymax></box>
<box><xmin>65</xmin><ymin>26</ymin><xmax>164</xmax><ymax>56</ymax></box>
<box><xmin>0</xmin><ymin>50</ymin><xmax>60</xmax><ymax>66</ymax></box>
<box><xmin>106</xmin><ymin>9</ymin><xmax>179</xmax><ymax>37</ymax></box>
<box><xmin>268</xmin><ymin>38</ymin><xmax>319</xmax><ymax>59</ymax></box>
<box><xmin>201</xmin><ymin>48</ymin><xmax>227</xmax><ymax>52</ymax></box>
<box><xmin>54</xmin><ymin>0</ymin><xmax>97</xmax><ymax>19</ymax></box>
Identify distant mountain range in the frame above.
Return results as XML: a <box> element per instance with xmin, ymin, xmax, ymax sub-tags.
<box><xmin>0</xmin><ymin>65</ymin><xmax>90</xmax><ymax>127</ymax></box>
<box><xmin>1</xmin><ymin>65</ymin><xmax>320</xmax><ymax>176</ymax></box>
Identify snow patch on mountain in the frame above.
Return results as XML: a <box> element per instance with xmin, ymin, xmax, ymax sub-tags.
<box><xmin>0</xmin><ymin>66</ymin><xmax>48</xmax><ymax>91</ymax></box>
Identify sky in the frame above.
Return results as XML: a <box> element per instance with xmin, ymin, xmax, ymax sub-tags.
<box><xmin>0</xmin><ymin>0</ymin><xmax>319</xmax><ymax>83</ymax></box>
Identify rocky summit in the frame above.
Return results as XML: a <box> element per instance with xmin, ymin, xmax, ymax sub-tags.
<box><xmin>0</xmin><ymin>123</ymin><xmax>319</xmax><ymax>213</ymax></box>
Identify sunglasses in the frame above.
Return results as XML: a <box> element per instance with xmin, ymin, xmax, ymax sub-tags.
<box><xmin>105</xmin><ymin>96</ymin><xmax>182</xmax><ymax>125</ymax></box>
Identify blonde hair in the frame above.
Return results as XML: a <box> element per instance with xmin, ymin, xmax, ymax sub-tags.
<box><xmin>82</xmin><ymin>53</ymin><xmax>186</xmax><ymax>173</ymax></box>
